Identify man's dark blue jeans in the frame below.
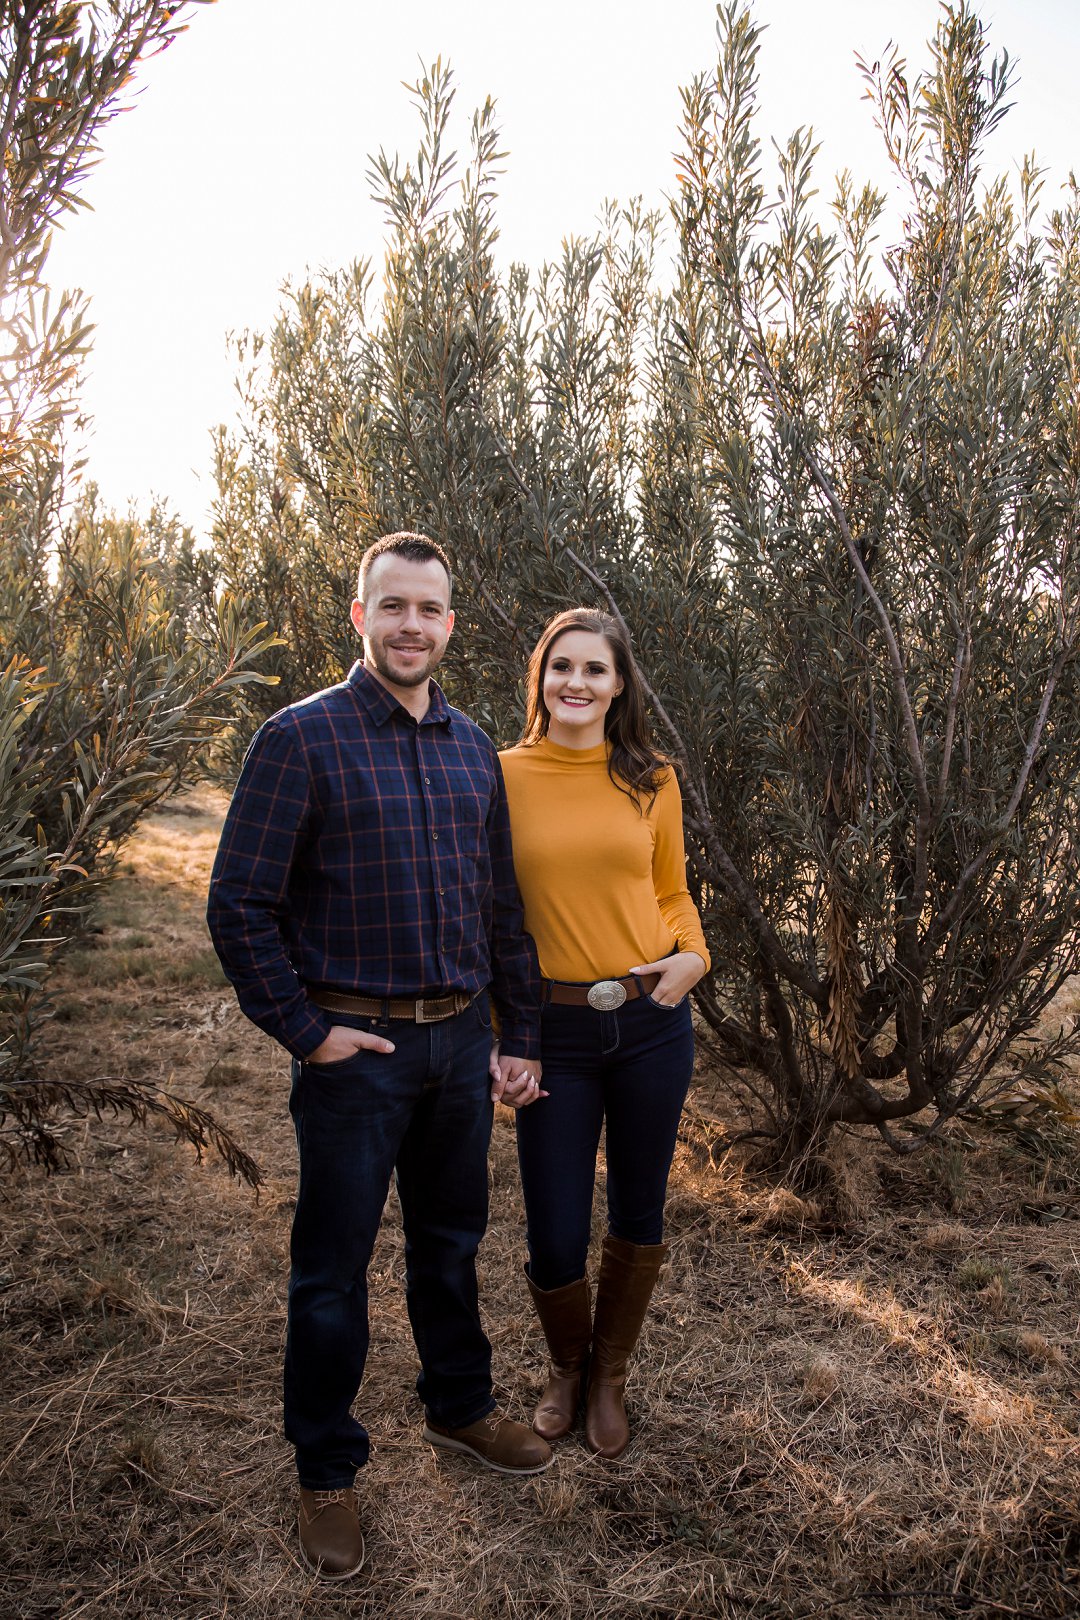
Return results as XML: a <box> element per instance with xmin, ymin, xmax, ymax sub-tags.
<box><xmin>284</xmin><ymin>997</ymin><xmax>497</xmax><ymax>1489</ymax></box>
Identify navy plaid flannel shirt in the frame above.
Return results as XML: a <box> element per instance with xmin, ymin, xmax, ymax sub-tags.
<box><xmin>207</xmin><ymin>662</ymin><xmax>541</xmax><ymax>1060</ymax></box>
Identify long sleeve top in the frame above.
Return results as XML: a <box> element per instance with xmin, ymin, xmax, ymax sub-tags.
<box><xmin>207</xmin><ymin>662</ymin><xmax>541</xmax><ymax>1059</ymax></box>
<box><xmin>497</xmin><ymin>735</ymin><xmax>710</xmax><ymax>983</ymax></box>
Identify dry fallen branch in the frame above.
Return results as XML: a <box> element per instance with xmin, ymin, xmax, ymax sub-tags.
<box><xmin>0</xmin><ymin>1074</ymin><xmax>262</xmax><ymax>1189</ymax></box>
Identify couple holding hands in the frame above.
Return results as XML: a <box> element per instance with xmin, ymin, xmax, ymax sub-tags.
<box><xmin>207</xmin><ymin>531</ymin><xmax>709</xmax><ymax>1580</ymax></box>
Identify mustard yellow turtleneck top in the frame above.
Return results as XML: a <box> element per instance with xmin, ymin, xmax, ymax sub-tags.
<box><xmin>498</xmin><ymin>736</ymin><xmax>710</xmax><ymax>983</ymax></box>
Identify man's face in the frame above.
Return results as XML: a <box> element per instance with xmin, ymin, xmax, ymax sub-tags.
<box><xmin>350</xmin><ymin>555</ymin><xmax>454</xmax><ymax>697</ymax></box>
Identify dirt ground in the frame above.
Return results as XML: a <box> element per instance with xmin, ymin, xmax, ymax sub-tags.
<box><xmin>2</xmin><ymin>792</ymin><xmax>1079</xmax><ymax>1619</ymax></box>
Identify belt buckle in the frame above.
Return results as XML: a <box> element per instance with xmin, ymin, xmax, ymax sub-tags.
<box><xmin>587</xmin><ymin>978</ymin><xmax>627</xmax><ymax>1011</ymax></box>
<box><xmin>415</xmin><ymin>998</ymin><xmax>442</xmax><ymax>1023</ymax></box>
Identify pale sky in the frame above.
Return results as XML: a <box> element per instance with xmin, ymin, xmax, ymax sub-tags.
<box><xmin>45</xmin><ymin>0</ymin><xmax>1080</xmax><ymax>532</ymax></box>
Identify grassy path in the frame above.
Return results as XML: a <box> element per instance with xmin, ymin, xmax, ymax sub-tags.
<box><xmin>1</xmin><ymin>794</ymin><xmax>1079</xmax><ymax>1618</ymax></box>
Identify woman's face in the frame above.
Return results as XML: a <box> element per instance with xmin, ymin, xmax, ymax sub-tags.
<box><xmin>541</xmin><ymin>628</ymin><xmax>623</xmax><ymax>748</ymax></box>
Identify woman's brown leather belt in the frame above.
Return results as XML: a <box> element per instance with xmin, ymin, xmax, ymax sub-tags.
<box><xmin>546</xmin><ymin>973</ymin><xmax>660</xmax><ymax>1010</ymax></box>
<box><xmin>308</xmin><ymin>988</ymin><xmax>475</xmax><ymax>1023</ymax></box>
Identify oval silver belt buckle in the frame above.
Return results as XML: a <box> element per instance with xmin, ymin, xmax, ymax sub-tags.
<box><xmin>587</xmin><ymin>978</ymin><xmax>627</xmax><ymax>1011</ymax></box>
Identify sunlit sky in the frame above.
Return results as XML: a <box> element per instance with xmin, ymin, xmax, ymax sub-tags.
<box><xmin>45</xmin><ymin>0</ymin><xmax>1080</xmax><ymax>532</ymax></box>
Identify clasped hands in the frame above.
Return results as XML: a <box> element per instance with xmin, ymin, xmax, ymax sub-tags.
<box><xmin>489</xmin><ymin>1050</ymin><xmax>546</xmax><ymax>1109</ymax></box>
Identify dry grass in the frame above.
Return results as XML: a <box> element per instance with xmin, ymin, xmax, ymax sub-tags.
<box><xmin>2</xmin><ymin>791</ymin><xmax>1080</xmax><ymax>1618</ymax></box>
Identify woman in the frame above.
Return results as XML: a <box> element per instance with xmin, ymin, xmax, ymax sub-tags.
<box><xmin>498</xmin><ymin>607</ymin><xmax>709</xmax><ymax>1459</ymax></box>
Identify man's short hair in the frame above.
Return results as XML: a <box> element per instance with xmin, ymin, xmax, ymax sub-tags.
<box><xmin>358</xmin><ymin>532</ymin><xmax>453</xmax><ymax>602</ymax></box>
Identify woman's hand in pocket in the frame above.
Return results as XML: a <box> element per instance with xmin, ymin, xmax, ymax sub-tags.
<box><xmin>629</xmin><ymin>951</ymin><xmax>706</xmax><ymax>1007</ymax></box>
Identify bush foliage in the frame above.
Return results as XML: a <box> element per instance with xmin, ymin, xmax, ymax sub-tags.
<box><xmin>0</xmin><ymin>1</ymin><xmax>270</xmax><ymax>1181</ymax></box>
<box><xmin>209</xmin><ymin>3</ymin><xmax>1080</xmax><ymax>1176</ymax></box>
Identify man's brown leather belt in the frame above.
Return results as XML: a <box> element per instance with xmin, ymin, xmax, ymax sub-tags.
<box><xmin>309</xmin><ymin>988</ymin><xmax>475</xmax><ymax>1023</ymax></box>
<box><xmin>546</xmin><ymin>973</ymin><xmax>660</xmax><ymax>1009</ymax></box>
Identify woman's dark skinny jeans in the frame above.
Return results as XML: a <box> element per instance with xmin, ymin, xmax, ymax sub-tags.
<box><xmin>516</xmin><ymin>990</ymin><xmax>694</xmax><ymax>1290</ymax></box>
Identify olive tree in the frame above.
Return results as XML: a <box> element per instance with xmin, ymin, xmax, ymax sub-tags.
<box><xmin>0</xmin><ymin>2</ymin><xmax>271</xmax><ymax>1181</ymax></box>
<box><xmin>211</xmin><ymin>5</ymin><xmax>1080</xmax><ymax>1177</ymax></box>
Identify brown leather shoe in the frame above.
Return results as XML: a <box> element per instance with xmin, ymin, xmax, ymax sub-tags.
<box><xmin>423</xmin><ymin>1408</ymin><xmax>553</xmax><ymax>1474</ymax></box>
<box><xmin>297</xmin><ymin>1485</ymin><xmax>365</xmax><ymax>1579</ymax></box>
<box><xmin>525</xmin><ymin>1270</ymin><xmax>591</xmax><ymax>1441</ymax></box>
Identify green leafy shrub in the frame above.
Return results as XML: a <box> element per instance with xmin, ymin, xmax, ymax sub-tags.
<box><xmin>0</xmin><ymin>2</ymin><xmax>269</xmax><ymax>1183</ymax></box>
<box><xmin>209</xmin><ymin>6</ymin><xmax>1080</xmax><ymax>1181</ymax></box>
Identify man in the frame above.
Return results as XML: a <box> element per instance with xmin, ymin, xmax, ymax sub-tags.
<box><xmin>207</xmin><ymin>532</ymin><xmax>550</xmax><ymax>1581</ymax></box>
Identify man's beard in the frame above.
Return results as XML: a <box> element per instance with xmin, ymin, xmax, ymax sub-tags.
<box><xmin>367</xmin><ymin>638</ymin><xmax>441</xmax><ymax>688</ymax></box>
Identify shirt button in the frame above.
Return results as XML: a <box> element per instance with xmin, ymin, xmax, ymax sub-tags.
<box><xmin>424</xmin><ymin>777</ymin><xmax>431</xmax><ymax>785</ymax></box>
<box><xmin>439</xmin><ymin>888</ymin><xmax>445</xmax><ymax>896</ymax></box>
<box><xmin>432</xmin><ymin>831</ymin><xmax>439</xmax><ymax>840</ymax></box>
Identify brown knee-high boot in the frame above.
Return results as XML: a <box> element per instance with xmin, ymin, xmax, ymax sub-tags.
<box><xmin>525</xmin><ymin>1270</ymin><xmax>592</xmax><ymax>1441</ymax></box>
<box><xmin>585</xmin><ymin>1234</ymin><xmax>667</xmax><ymax>1459</ymax></box>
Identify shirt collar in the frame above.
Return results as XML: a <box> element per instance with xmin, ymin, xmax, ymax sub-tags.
<box><xmin>347</xmin><ymin>660</ymin><xmax>452</xmax><ymax>728</ymax></box>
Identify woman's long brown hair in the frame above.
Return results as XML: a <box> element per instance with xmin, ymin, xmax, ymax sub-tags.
<box><xmin>520</xmin><ymin>608</ymin><xmax>666</xmax><ymax>809</ymax></box>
